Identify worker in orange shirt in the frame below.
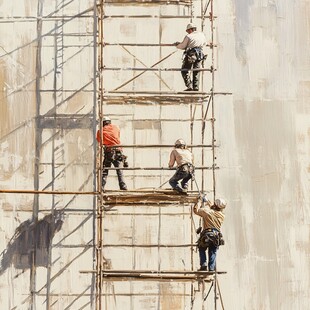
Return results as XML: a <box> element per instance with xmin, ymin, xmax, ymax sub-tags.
<box><xmin>96</xmin><ymin>117</ymin><xmax>127</xmax><ymax>191</ymax></box>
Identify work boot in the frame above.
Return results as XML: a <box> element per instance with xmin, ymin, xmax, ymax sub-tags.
<box><xmin>181</xmin><ymin>182</ymin><xmax>188</xmax><ymax>190</ymax></box>
<box><xmin>198</xmin><ymin>266</ymin><xmax>207</xmax><ymax>271</ymax></box>
<box><xmin>119</xmin><ymin>183</ymin><xmax>127</xmax><ymax>190</ymax></box>
<box><xmin>173</xmin><ymin>186</ymin><xmax>187</xmax><ymax>195</ymax></box>
<box><xmin>184</xmin><ymin>88</ymin><xmax>193</xmax><ymax>91</ymax></box>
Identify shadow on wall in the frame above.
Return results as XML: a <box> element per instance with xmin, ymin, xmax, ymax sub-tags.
<box><xmin>0</xmin><ymin>211</ymin><xmax>64</xmax><ymax>275</ymax></box>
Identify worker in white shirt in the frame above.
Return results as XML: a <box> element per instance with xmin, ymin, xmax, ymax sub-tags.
<box><xmin>168</xmin><ymin>139</ymin><xmax>194</xmax><ymax>194</ymax></box>
<box><xmin>174</xmin><ymin>23</ymin><xmax>207</xmax><ymax>91</ymax></box>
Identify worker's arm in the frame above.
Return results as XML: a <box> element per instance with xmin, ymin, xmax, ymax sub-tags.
<box><xmin>193</xmin><ymin>199</ymin><xmax>211</xmax><ymax>216</ymax></box>
<box><xmin>176</xmin><ymin>36</ymin><xmax>189</xmax><ymax>50</ymax></box>
<box><xmin>193</xmin><ymin>202</ymin><xmax>200</xmax><ymax>215</ymax></box>
<box><xmin>168</xmin><ymin>151</ymin><xmax>176</xmax><ymax>168</ymax></box>
<box><xmin>96</xmin><ymin>129</ymin><xmax>101</xmax><ymax>143</ymax></box>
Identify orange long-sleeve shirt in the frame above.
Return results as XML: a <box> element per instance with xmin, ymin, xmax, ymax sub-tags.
<box><xmin>96</xmin><ymin>124</ymin><xmax>121</xmax><ymax>146</ymax></box>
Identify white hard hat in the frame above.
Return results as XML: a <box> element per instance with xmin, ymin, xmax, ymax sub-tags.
<box><xmin>215</xmin><ymin>198</ymin><xmax>227</xmax><ymax>209</ymax></box>
<box><xmin>102</xmin><ymin>116</ymin><xmax>111</xmax><ymax>122</ymax></box>
<box><xmin>186</xmin><ymin>23</ymin><xmax>197</xmax><ymax>31</ymax></box>
<box><xmin>175</xmin><ymin>139</ymin><xmax>186</xmax><ymax>146</ymax></box>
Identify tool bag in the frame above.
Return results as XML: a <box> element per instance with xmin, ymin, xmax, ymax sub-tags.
<box><xmin>178</xmin><ymin>163</ymin><xmax>194</xmax><ymax>174</ymax></box>
<box><xmin>185</xmin><ymin>47</ymin><xmax>205</xmax><ymax>64</ymax></box>
<box><xmin>197</xmin><ymin>228</ymin><xmax>224</xmax><ymax>248</ymax></box>
<box><xmin>104</xmin><ymin>148</ymin><xmax>128</xmax><ymax>167</ymax></box>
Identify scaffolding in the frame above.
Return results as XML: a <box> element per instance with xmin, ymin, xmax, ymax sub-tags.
<box><xmin>0</xmin><ymin>0</ymin><xmax>229</xmax><ymax>308</ymax></box>
<box><xmin>93</xmin><ymin>0</ymin><xmax>229</xmax><ymax>309</ymax></box>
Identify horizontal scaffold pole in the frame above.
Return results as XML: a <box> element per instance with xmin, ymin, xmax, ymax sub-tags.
<box><xmin>105</xmin><ymin>90</ymin><xmax>232</xmax><ymax>95</ymax></box>
<box><xmin>0</xmin><ymin>189</ymin><xmax>203</xmax><ymax>196</ymax></box>
<box><xmin>104</xmin><ymin>43</ymin><xmax>215</xmax><ymax>48</ymax></box>
<box><xmin>99</xmin><ymin>144</ymin><xmax>216</xmax><ymax>148</ymax></box>
<box><xmin>81</xmin><ymin>270</ymin><xmax>227</xmax><ymax>275</ymax></box>
<box><xmin>102</xmin><ymin>166</ymin><xmax>218</xmax><ymax>170</ymax></box>
<box><xmin>79</xmin><ymin>270</ymin><xmax>226</xmax><ymax>282</ymax></box>
<box><xmin>103</xmin><ymin>15</ymin><xmax>217</xmax><ymax>19</ymax></box>
<box><xmin>103</xmin><ymin>67</ymin><xmax>213</xmax><ymax>72</ymax></box>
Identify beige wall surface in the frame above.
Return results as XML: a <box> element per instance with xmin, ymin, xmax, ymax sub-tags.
<box><xmin>0</xmin><ymin>0</ymin><xmax>309</xmax><ymax>310</ymax></box>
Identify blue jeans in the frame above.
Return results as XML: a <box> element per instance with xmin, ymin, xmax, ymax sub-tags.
<box><xmin>198</xmin><ymin>228</ymin><xmax>219</xmax><ymax>271</ymax></box>
<box><xmin>169</xmin><ymin>165</ymin><xmax>193</xmax><ymax>190</ymax></box>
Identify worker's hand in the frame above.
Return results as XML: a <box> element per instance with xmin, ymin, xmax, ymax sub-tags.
<box><xmin>173</xmin><ymin>42</ymin><xmax>180</xmax><ymax>46</ymax></box>
<box><xmin>201</xmin><ymin>195</ymin><xmax>211</xmax><ymax>206</ymax></box>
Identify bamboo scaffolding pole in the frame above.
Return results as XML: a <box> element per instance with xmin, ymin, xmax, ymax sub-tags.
<box><xmin>97</xmin><ymin>144</ymin><xmax>216</xmax><ymax>148</ymax></box>
<box><xmin>99</xmin><ymin>166</ymin><xmax>218</xmax><ymax>170</ymax></box>
<box><xmin>81</xmin><ymin>270</ymin><xmax>227</xmax><ymax>275</ymax></box>
<box><xmin>102</xmin><ymin>244</ymin><xmax>194</xmax><ymax>247</ymax></box>
<box><xmin>95</xmin><ymin>0</ymin><xmax>105</xmax><ymax>308</ymax></box>
<box><xmin>34</xmin><ymin>90</ymin><xmax>231</xmax><ymax>95</ymax></box>
<box><xmin>0</xmin><ymin>189</ymin><xmax>97</xmax><ymax>195</ymax></box>
<box><xmin>113</xmin><ymin>50</ymin><xmax>177</xmax><ymax>90</ymax></box>
<box><xmin>104</xmin><ymin>67</ymin><xmax>213</xmax><ymax>72</ymax></box>
<box><xmin>0</xmin><ymin>189</ymin><xmax>205</xmax><ymax>195</ymax></box>
<box><xmin>104</xmin><ymin>43</ymin><xmax>216</xmax><ymax>47</ymax></box>
<box><xmin>105</xmin><ymin>90</ymin><xmax>231</xmax><ymax>95</ymax></box>
<box><xmin>36</xmin><ymin>293</ymin><xmax>193</xmax><ymax>297</ymax></box>
<box><xmin>103</xmin><ymin>15</ymin><xmax>217</xmax><ymax>19</ymax></box>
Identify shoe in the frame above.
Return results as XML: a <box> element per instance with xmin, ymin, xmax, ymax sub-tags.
<box><xmin>198</xmin><ymin>266</ymin><xmax>207</xmax><ymax>271</ymax></box>
<box><xmin>173</xmin><ymin>187</ymin><xmax>186</xmax><ymax>194</ymax></box>
<box><xmin>193</xmin><ymin>88</ymin><xmax>199</xmax><ymax>91</ymax></box>
<box><xmin>120</xmin><ymin>183</ymin><xmax>127</xmax><ymax>190</ymax></box>
<box><xmin>181</xmin><ymin>183</ymin><xmax>188</xmax><ymax>190</ymax></box>
<box><xmin>184</xmin><ymin>88</ymin><xmax>193</xmax><ymax>91</ymax></box>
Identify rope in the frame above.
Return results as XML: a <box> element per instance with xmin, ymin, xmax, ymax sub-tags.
<box><xmin>157</xmin><ymin>179</ymin><xmax>170</xmax><ymax>189</ymax></box>
<box><xmin>203</xmin><ymin>281</ymin><xmax>214</xmax><ymax>301</ymax></box>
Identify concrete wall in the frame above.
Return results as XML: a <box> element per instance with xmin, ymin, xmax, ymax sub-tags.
<box><xmin>0</xmin><ymin>0</ymin><xmax>309</xmax><ymax>309</ymax></box>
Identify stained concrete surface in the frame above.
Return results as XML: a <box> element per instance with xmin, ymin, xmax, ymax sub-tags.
<box><xmin>0</xmin><ymin>0</ymin><xmax>309</xmax><ymax>309</ymax></box>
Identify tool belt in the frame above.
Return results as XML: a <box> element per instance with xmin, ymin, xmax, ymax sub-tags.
<box><xmin>177</xmin><ymin>163</ymin><xmax>194</xmax><ymax>174</ymax></box>
<box><xmin>197</xmin><ymin>228</ymin><xmax>224</xmax><ymax>249</ymax></box>
<box><xmin>104</xmin><ymin>148</ymin><xmax>128</xmax><ymax>167</ymax></box>
<box><xmin>184</xmin><ymin>47</ymin><xmax>205</xmax><ymax>64</ymax></box>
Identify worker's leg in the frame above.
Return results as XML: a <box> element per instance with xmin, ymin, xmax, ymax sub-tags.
<box><xmin>181</xmin><ymin>57</ymin><xmax>193</xmax><ymax>90</ymax></box>
<box><xmin>192</xmin><ymin>60</ymin><xmax>201</xmax><ymax>91</ymax></box>
<box><xmin>208</xmin><ymin>244</ymin><xmax>218</xmax><ymax>271</ymax></box>
<box><xmin>198</xmin><ymin>247</ymin><xmax>208</xmax><ymax>270</ymax></box>
<box><xmin>102</xmin><ymin>155</ymin><xmax>112</xmax><ymax>190</ymax></box>
<box><xmin>180</xmin><ymin>172</ymin><xmax>192</xmax><ymax>189</ymax></box>
<box><xmin>113</xmin><ymin>159</ymin><xmax>127</xmax><ymax>190</ymax></box>
<box><xmin>169</xmin><ymin>169</ymin><xmax>187</xmax><ymax>191</ymax></box>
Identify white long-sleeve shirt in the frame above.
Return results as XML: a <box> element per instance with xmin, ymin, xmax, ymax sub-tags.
<box><xmin>176</xmin><ymin>31</ymin><xmax>206</xmax><ymax>50</ymax></box>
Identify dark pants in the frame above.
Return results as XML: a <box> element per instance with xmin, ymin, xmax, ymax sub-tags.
<box><xmin>102</xmin><ymin>150</ymin><xmax>127</xmax><ymax>190</ymax></box>
<box><xmin>181</xmin><ymin>56</ymin><xmax>202</xmax><ymax>91</ymax></box>
<box><xmin>169</xmin><ymin>164</ymin><xmax>193</xmax><ymax>191</ymax></box>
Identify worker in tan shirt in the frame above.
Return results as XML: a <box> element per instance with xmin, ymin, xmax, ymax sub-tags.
<box><xmin>193</xmin><ymin>197</ymin><xmax>227</xmax><ymax>271</ymax></box>
<box><xmin>168</xmin><ymin>139</ymin><xmax>194</xmax><ymax>194</ymax></box>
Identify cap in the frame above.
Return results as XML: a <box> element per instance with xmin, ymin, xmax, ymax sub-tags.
<box><xmin>215</xmin><ymin>198</ymin><xmax>227</xmax><ymax>209</ymax></box>
<box><xmin>186</xmin><ymin>23</ymin><xmax>197</xmax><ymax>31</ymax></box>
<box><xmin>102</xmin><ymin>116</ymin><xmax>111</xmax><ymax>122</ymax></box>
<box><xmin>175</xmin><ymin>139</ymin><xmax>186</xmax><ymax>146</ymax></box>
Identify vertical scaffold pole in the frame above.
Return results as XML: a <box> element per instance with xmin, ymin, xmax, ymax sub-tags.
<box><xmin>96</xmin><ymin>0</ymin><xmax>105</xmax><ymax>309</ymax></box>
<box><xmin>210</xmin><ymin>0</ymin><xmax>216</xmax><ymax>202</ymax></box>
